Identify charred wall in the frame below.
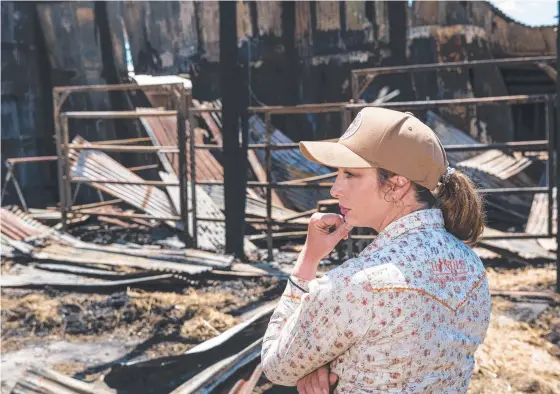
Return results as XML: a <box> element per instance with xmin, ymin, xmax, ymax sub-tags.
<box><xmin>115</xmin><ymin>1</ymin><xmax>407</xmax><ymax>142</ymax></box>
<box><xmin>411</xmin><ymin>1</ymin><xmax>556</xmax><ymax>57</ymax></box>
<box><xmin>409</xmin><ymin>1</ymin><xmax>556</xmax><ymax>142</ymax></box>
<box><xmin>2</xmin><ymin>0</ymin><xmax>555</xmax><ymax>207</ymax></box>
<box><xmin>1</xmin><ymin>2</ymin><xmax>56</xmax><ymax>207</ymax></box>
<box><xmin>407</xmin><ymin>25</ymin><xmax>514</xmax><ymax>142</ymax></box>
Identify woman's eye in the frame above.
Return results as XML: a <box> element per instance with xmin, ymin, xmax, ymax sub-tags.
<box><xmin>343</xmin><ymin>171</ymin><xmax>354</xmax><ymax>177</ymax></box>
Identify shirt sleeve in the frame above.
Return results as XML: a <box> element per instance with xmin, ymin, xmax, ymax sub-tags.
<box><xmin>261</xmin><ymin>266</ymin><xmax>374</xmax><ymax>386</ymax></box>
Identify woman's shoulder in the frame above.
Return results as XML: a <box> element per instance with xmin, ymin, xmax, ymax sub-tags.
<box><xmin>321</xmin><ymin>256</ymin><xmax>408</xmax><ymax>293</ymax></box>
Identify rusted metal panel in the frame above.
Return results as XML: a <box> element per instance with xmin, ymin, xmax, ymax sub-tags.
<box><xmin>472</xmin><ymin>2</ymin><xmax>556</xmax><ymax>56</ymax></box>
<box><xmin>0</xmin><ymin>207</ymin><xmax>52</xmax><ymax>241</ymax></box>
<box><xmin>12</xmin><ymin>366</ymin><xmax>116</xmax><ymax>394</ymax></box>
<box><xmin>0</xmin><ymin>206</ymin><xmax>79</xmax><ymax>249</ymax></box>
<box><xmin>1</xmin><ymin>205</ymin><xmax>236</xmax><ymax>269</ymax></box>
<box><xmin>1</xmin><ymin>206</ymin><xmax>232</xmax><ymax>276</ymax></box>
<box><xmin>248</xmin><ymin>116</ymin><xmax>331</xmax><ymax>212</ymax></box>
<box><xmin>133</xmin><ymin>84</ymin><xmax>255</xmax><ymax>252</ymax></box>
<box><xmin>426</xmin><ymin>111</ymin><xmax>537</xmax><ymax>226</ymax></box>
<box><xmin>68</xmin><ymin>136</ymin><xmax>179</xmax><ymax>222</ymax></box>
<box><xmin>138</xmin><ymin>110</ymin><xmax>223</xmax><ymax>182</ymax></box>
<box><xmin>162</xmin><ymin>172</ymin><xmax>257</xmax><ymax>254</ymax></box>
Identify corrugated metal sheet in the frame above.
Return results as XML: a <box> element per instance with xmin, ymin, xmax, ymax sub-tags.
<box><xmin>0</xmin><ymin>206</ymin><xmax>78</xmax><ymax>247</ymax></box>
<box><xmin>33</xmin><ymin>244</ymin><xmax>215</xmax><ymax>275</ymax></box>
<box><xmin>426</xmin><ymin>111</ymin><xmax>536</xmax><ymax>224</ymax></box>
<box><xmin>11</xmin><ymin>366</ymin><xmax>116</xmax><ymax>394</ymax></box>
<box><xmin>248</xmin><ymin>115</ymin><xmax>333</xmax><ymax>212</ymax></box>
<box><xmin>138</xmin><ymin>110</ymin><xmax>223</xmax><ymax>182</ymax></box>
<box><xmin>1</xmin><ymin>206</ymin><xmax>53</xmax><ymax>241</ymax></box>
<box><xmin>201</xmin><ymin>184</ymin><xmax>308</xmax><ymax>223</ymax></box>
<box><xmin>481</xmin><ymin>227</ymin><xmax>556</xmax><ymax>260</ymax></box>
<box><xmin>457</xmin><ymin>150</ymin><xmax>533</xmax><ymax>180</ymax></box>
<box><xmin>131</xmin><ymin>78</ymin><xmax>264</xmax><ymax>251</ymax></box>
<box><xmin>0</xmin><ymin>207</ymin><xmax>232</xmax><ymax>276</ymax></box>
<box><xmin>200</xmin><ymin>99</ymin><xmax>286</xmax><ymax>207</ymax></box>
<box><xmin>0</xmin><ymin>206</ymin><xmax>236</xmax><ymax>270</ymax></box>
<box><xmin>526</xmin><ymin>185</ymin><xmax>557</xmax><ymax>251</ymax></box>
<box><xmin>68</xmin><ymin>136</ymin><xmax>179</xmax><ymax>222</ymax></box>
<box><xmin>161</xmin><ymin>172</ymin><xmax>257</xmax><ymax>253</ymax></box>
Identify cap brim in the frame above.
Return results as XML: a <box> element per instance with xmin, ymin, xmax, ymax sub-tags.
<box><xmin>299</xmin><ymin>140</ymin><xmax>372</xmax><ymax>168</ymax></box>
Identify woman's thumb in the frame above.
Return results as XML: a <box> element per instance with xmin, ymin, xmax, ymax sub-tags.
<box><xmin>329</xmin><ymin>373</ymin><xmax>338</xmax><ymax>385</ymax></box>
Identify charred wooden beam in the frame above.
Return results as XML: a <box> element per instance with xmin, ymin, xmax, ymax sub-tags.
<box><xmin>220</xmin><ymin>1</ymin><xmax>248</xmax><ymax>258</ymax></box>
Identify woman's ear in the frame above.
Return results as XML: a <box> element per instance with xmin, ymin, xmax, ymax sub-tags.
<box><xmin>391</xmin><ymin>175</ymin><xmax>413</xmax><ymax>198</ymax></box>
<box><xmin>392</xmin><ymin>175</ymin><xmax>408</xmax><ymax>188</ymax></box>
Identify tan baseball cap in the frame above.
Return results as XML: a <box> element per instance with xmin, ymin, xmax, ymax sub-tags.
<box><xmin>299</xmin><ymin>107</ymin><xmax>449</xmax><ymax>190</ymax></box>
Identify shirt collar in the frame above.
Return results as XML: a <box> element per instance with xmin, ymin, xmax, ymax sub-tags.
<box><xmin>360</xmin><ymin>209</ymin><xmax>445</xmax><ymax>255</ymax></box>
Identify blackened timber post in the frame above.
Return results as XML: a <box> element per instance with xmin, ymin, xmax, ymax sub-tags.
<box><xmin>176</xmin><ymin>86</ymin><xmax>190</xmax><ymax>246</ymax></box>
<box><xmin>220</xmin><ymin>0</ymin><xmax>246</xmax><ymax>258</ymax></box>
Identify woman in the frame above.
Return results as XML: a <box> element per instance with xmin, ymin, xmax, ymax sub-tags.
<box><xmin>261</xmin><ymin>108</ymin><xmax>491</xmax><ymax>393</ymax></box>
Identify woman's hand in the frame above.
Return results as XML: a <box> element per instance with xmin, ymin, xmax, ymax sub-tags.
<box><xmin>296</xmin><ymin>365</ymin><xmax>338</xmax><ymax>394</ymax></box>
<box><xmin>292</xmin><ymin>213</ymin><xmax>353</xmax><ymax>280</ymax></box>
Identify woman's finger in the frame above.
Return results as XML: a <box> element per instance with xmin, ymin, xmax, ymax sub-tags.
<box><xmin>297</xmin><ymin>379</ymin><xmax>307</xmax><ymax>394</ymax></box>
<box><xmin>309</xmin><ymin>371</ymin><xmax>323</xmax><ymax>394</ymax></box>
<box><xmin>305</xmin><ymin>378</ymin><xmax>316</xmax><ymax>394</ymax></box>
<box><xmin>317</xmin><ymin>367</ymin><xmax>329</xmax><ymax>393</ymax></box>
<box><xmin>312</xmin><ymin>213</ymin><xmax>344</xmax><ymax>229</ymax></box>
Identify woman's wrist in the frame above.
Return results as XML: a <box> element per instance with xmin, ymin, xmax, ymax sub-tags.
<box><xmin>291</xmin><ymin>249</ymin><xmax>321</xmax><ymax>280</ymax></box>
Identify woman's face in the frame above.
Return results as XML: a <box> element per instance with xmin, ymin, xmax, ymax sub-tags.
<box><xmin>330</xmin><ymin>167</ymin><xmax>393</xmax><ymax>230</ymax></box>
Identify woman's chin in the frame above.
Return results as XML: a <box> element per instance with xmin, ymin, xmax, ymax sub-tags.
<box><xmin>343</xmin><ymin>215</ymin><xmax>355</xmax><ymax>226</ymax></box>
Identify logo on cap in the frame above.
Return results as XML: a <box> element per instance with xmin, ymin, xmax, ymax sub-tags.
<box><xmin>340</xmin><ymin>111</ymin><xmax>363</xmax><ymax>140</ymax></box>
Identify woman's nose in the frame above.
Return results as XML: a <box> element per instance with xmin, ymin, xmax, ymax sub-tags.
<box><xmin>330</xmin><ymin>178</ymin><xmax>342</xmax><ymax>199</ymax></box>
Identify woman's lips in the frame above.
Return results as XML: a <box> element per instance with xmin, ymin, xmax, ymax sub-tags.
<box><xmin>340</xmin><ymin>205</ymin><xmax>350</xmax><ymax>216</ymax></box>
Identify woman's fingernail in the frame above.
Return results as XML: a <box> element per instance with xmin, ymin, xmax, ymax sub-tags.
<box><xmin>323</xmin><ymin>390</ymin><xmax>328</xmax><ymax>394</ymax></box>
<box><xmin>344</xmin><ymin>222</ymin><xmax>352</xmax><ymax>230</ymax></box>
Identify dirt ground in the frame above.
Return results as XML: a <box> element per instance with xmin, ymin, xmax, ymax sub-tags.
<box><xmin>1</xmin><ymin>261</ymin><xmax>559</xmax><ymax>394</ymax></box>
<box><xmin>469</xmin><ymin>265</ymin><xmax>560</xmax><ymax>394</ymax></box>
<box><xmin>0</xmin><ymin>273</ymin><xmax>282</xmax><ymax>393</ymax></box>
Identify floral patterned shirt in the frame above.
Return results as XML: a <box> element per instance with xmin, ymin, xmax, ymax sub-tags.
<box><xmin>262</xmin><ymin>209</ymin><xmax>491</xmax><ymax>393</ymax></box>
